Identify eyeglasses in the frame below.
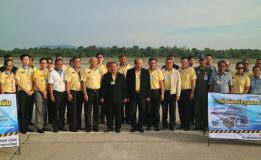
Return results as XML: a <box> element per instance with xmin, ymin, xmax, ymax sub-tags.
<box><xmin>236</xmin><ymin>67</ymin><xmax>244</xmax><ymax>69</ymax></box>
<box><xmin>48</xmin><ymin>61</ymin><xmax>53</xmax><ymax>64</ymax></box>
<box><xmin>7</xmin><ymin>64</ymin><xmax>13</xmax><ymax>66</ymax></box>
<box><xmin>97</xmin><ymin>56</ymin><xmax>103</xmax><ymax>59</ymax></box>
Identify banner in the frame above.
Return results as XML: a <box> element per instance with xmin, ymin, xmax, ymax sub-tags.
<box><xmin>0</xmin><ymin>94</ymin><xmax>19</xmax><ymax>148</ymax></box>
<box><xmin>208</xmin><ymin>93</ymin><xmax>261</xmax><ymax>140</ymax></box>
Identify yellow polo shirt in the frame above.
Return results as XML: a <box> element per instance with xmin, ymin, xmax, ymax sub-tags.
<box><xmin>135</xmin><ymin>70</ymin><xmax>141</xmax><ymax>92</ymax></box>
<box><xmin>118</xmin><ymin>64</ymin><xmax>132</xmax><ymax>77</ymax></box>
<box><xmin>179</xmin><ymin>67</ymin><xmax>197</xmax><ymax>90</ymax></box>
<box><xmin>65</xmin><ymin>67</ymin><xmax>82</xmax><ymax>91</ymax></box>
<box><xmin>0</xmin><ymin>72</ymin><xmax>16</xmax><ymax>93</ymax></box>
<box><xmin>98</xmin><ymin>64</ymin><xmax>107</xmax><ymax>76</ymax></box>
<box><xmin>33</xmin><ymin>69</ymin><xmax>48</xmax><ymax>92</ymax></box>
<box><xmin>62</xmin><ymin>65</ymin><xmax>68</xmax><ymax>73</ymax></box>
<box><xmin>244</xmin><ymin>71</ymin><xmax>253</xmax><ymax>78</ymax></box>
<box><xmin>164</xmin><ymin>70</ymin><xmax>172</xmax><ymax>91</ymax></box>
<box><xmin>149</xmin><ymin>69</ymin><xmax>164</xmax><ymax>89</ymax></box>
<box><xmin>231</xmin><ymin>74</ymin><xmax>250</xmax><ymax>93</ymax></box>
<box><xmin>15</xmin><ymin>67</ymin><xmax>34</xmax><ymax>91</ymax></box>
<box><xmin>81</xmin><ymin>68</ymin><xmax>101</xmax><ymax>89</ymax></box>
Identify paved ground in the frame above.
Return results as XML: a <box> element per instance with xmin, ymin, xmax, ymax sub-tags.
<box><xmin>0</xmin><ymin>123</ymin><xmax>261</xmax><ymax>160</ymax></box>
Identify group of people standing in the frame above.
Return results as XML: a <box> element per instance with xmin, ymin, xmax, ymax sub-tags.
<box><xmin>0</xmin><ymin>53</ymin><xmax>260</xmax><ymax>134</ymax></box>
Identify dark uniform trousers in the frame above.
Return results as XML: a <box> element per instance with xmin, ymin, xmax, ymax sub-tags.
<box><xmin>146</xmin><ymin>89</ymin><xmax>161</xmax><ymax>128</ymax></box>
<box><xmin>18</xmin><ymin>90</ymin><xmax>34</xmax><ymax>132</ymax></box>
<box><xmin>107</xmin><ymin>102</ymin><xmax>122</xmax><ymax>130</ymax></box>
<box><xmin>51</xmin><ymin>91</ymin><xmax>67</xmax><ymax>130</ymax></box>
<box><xmin>130</xmin><ymin>92</ymin><xmax>146</xmax><ymax>129</ymax></box>
<box><xmin>28</xmin><ymin>93</ymin><xmax>35</xmax><ymax>124</ymax></box>
<box><xmin>178</xmin><ymin>89</ymin><xmax>193</xmax><ymax>129</ymax></box>
<box><xmin>84</xmin><ymin>88</ymin><xmax>99</xmax><ymax>130</ymax></box>
<box><xmin>162</xmin><ymin>91</ymin><xmax>177</xmax><ymax>128</ymax></box>
<box><xmin>194</xmin><ymin>92</ymin><xmax>208</xmax><ymax>129</ymax></box>
<box><xmin>68</xmin><ymin>90</ymin><xmax>83</xmax><ymax>130</ymax></box>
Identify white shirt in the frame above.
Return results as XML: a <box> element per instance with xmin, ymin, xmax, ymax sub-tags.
<box><xmin>48</xmin><ymin>69</ymin><xmax>66</xmax><ymax>92</ymax></box>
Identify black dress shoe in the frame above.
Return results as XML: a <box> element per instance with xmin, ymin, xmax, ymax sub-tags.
<box><xmin>43</xmin><ymin>127</ymin><xmax>51</xmax><ymax>131</ymax></box>
<box><xmin>130</xmin><ymin>128</ymin><xmax>136</xmax><ymax>132</ymax></box>
<box><xmin>93</xmin><ymin>127</ymin><xmax>99</xmax><ymax>132</ymax></box>
<box><xmin>193</xmin><ymin>126</ymin><xmax>201</xmax><ymax>130</ymax></box>
<box><xmin>169</xmin><ymin>126</ymin><xmax>175</xmax><ymax>131</ymax></box>
<box><xmin>176</xmin><ymin>125</ymin><xmax>184</xmax><ymax>129</ymax></box>
<box><xmin>20</xmin><ymin>130</ymin><xmax>27</xmax><ymax>134</ymax></box>
<box><xmin>105</xmin><ymin>128</ymin><xmax>113</xmax><ymax>132</ymax></box>
<box><xmin>27</xmin><ymin>128</ymin><xmax>34</xmax><ymax>132</ymax></box>
<box><xmin>185</xmin><ymin>127</ymin><xmax>190</xmax><ymax>131</ymax></box>
<box><xmin>53</xmin><ymin>129</ymin><xmax>59</xmax><ymax>133</ymax></box>
<box><xmin>155</xmin><ymin>127</ymin><xmax>160</xmax><ymax>131</ymax></box>
<box><xmin>77</xmin><ymin>127</ymin><xmax>84</xmax><ymax>130</ymax></box>
<box><xmin>86</xmin><ymin>128</ymin><xmax>91</xmax><ymax>132</ymax></box>
<box><xmin>59</xmin><ymin>127</ymin><xmax>67</xmax><ymax>131</ymax></box>
<box><xmin>146</xmin><ymin>126</ymin><xmax>151</xmax><ymax>131</ymax></box>
<box><xmin>138</xmin><ymin>128</ymin><xmax>144</xmax><ymax>133</ymax></box>
<box><xmin>37</xmin><ymin>129</ymin><xmax>45</xmax><ymax>133</ymax></box>
<box><xmin>161</xmin><ymin>126</ymin><xmax>167</xmax><ymax>130</ymax></box>
<box><xmin>115</xmin><ymin>129</ymin><xmax>120</xmax><ymax>133</ymax></box>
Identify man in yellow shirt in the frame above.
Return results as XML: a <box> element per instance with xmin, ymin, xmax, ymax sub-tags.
<box><xmin>178</xmin><ymin>57</ymin><xmax>197</xmax><ymax>131</ymax></box>
<box><xmin>96</xmin><ymin>52</ymin><xmax>108</xmax><ymax>123</ymax></box>
<box><xmin>118</xmin><ymin>55</ymin><xmax>132</xmax><ymax>123</ymax></box>
<box><xmin>82</xmin><ymin>57</ymin><xmax>102</xmax><ymax>132</ymax></box>
<box><xmin>0</xmin><ymin>59</ymin><xmax>16</xmax><ymax>94</ymax></box>
<box><xmin>33</xmin><ymin>58</ymin><xmax>49</xmax><ymax>133</ymax></box>
<box><xmin>15</xmin><ymin>54</ymin><xmax>34</xmax><ymax>134</ymax></box>
<box><xmin>65</xmin><ymin>56</ymin><xmax>83</xmax><ymax>132</ymax></box>
<box><xmin>231</xmin><ymin>62</ymin><xmax>250</xmax><ymax>94</ymax></box>
<box><xmin>161</xmin><ymin>57</ymin><xmax>181</xmax><ymax>131</ymax></box>
<box><xmin>146</xmin><ymin>58</ymin><xmax>164</xmax><ymax>131</ymax></box>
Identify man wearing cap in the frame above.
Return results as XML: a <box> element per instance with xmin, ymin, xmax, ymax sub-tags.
<box><xmin>194</xmin><ymin>55</ymin><xmax>212</xmax><ymax>131</ymax></box>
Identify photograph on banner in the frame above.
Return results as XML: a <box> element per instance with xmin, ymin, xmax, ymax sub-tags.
<box><xmin>0</xmin><ymin>94</ymin><xmax>19</xmax><ymax>148</ymax></box>
<box><xmin>208</xmin><ymin>93</ymin><xmax>261</xmax><ymax>140</ymax></box>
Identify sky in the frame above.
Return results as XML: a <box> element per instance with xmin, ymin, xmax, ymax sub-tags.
<box><xmin>0</xmin><ymin>0</ymin><xmax>261</xmax><ymax>50</ymax></box>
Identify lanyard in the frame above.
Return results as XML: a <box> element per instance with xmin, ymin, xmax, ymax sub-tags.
<box><xmin>5</xmin><ymin>71</ymin><xmax>15</xmax><ymax>91</ymax></box>
<box><xmin>22</xmin><ymin>65</ymin><xmax>31</xmax><ymax>77</ymax></box>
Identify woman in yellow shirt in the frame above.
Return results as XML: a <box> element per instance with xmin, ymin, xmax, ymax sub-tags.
<box><xmin>0</xmin><ymin>59</ymin><xmax>16</xmax><ymax>94</ymax></box>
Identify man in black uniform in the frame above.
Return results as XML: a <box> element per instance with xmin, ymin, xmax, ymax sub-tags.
<box><xmin>194</xmin><ymin>55</ymin><xmax>212</xmax><ymax>131</ymax></box>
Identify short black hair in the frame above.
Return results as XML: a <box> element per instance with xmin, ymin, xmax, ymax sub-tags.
<box><xmin>119</xmin><ymin>55</ymin><xmax>126</xmax><ymax>59</ymax></box>
<box><xmin>20</xmin><ymin>54</ymin><xmax>30</xmax><ymax>60</ymax></box>
<box><xmin>72</xmin><ymin>56</ymin><xmax>81</xmax><ymax>61</ymax></box>
<box><xmin>218</xmin><ymin>60</ymin><xmax>226</xmax><ymax>66</ymax></box>
<box><xmin>188</xmin><ymin>55</ymin><xmax>195</xmax><ymax>60</ymax></box>
<box><xmin>166</xmin><ymin>55</ymin><xmax>174</xmax><ymax>58</ymax></box>
<box><xmin>252</xmin><ymin>65</ymin><xmax>261</xmax><ymax>71</ymax></box>
<box><xmin>39</xmin><ymin>57</ymin><xmax>47</xmax><ymax>63</ymax></box>
<box><xmin>96</xmin><ymin>51</ymin><xmax>104</xmax><ymax>57</ymax></box>
<box><xmin>180</xmin><ymin>57</ymin><xmax>188</xmax><ymax>61</ymax></box>
<box><xmin>236</xmin><ymin>62</ymin><xmax>243</xmax><ymax>68</ymax></box>
<box><xmin>242</xmin><ymin>59</ymin><xmax>250</xmax><ymax>64</ymax></box>
<box><xmin>4</xmin><ymin>54</ymin><xmax>13</xmax><ymax>60</ymax></box>
<box><xmin>55</xmin><ymin>53</ymin><xmax>63</xmax><ymax>58</ymax></box>
<box><xmin>148</xmin><ymin>58</ymin><xmax>157</xmax><ymax>62</ymax></box>
<box><xmin>47</xmin><ymin>57</ymin><xmax>53</xmax><ymax>62</ymax></box>
<box><xmin>110</xmin><ymin>61</ymin><xmax>118</xmax><ymax>66</ymax></box>
<box><xmin>4</xmin><ymin>59</ymin><xmax>13</xmax><ymax>66</ymax></box>
<box><xmin>165</xmin><ymin>57</ymin><xmax>174</xmax><ymax>63</ymax></box>
<box><xmin>206</xmin><ymin>54</ymin><xmax>212</xmax><ymax>57</ymax></box>
<box><xmin>55</xmin><ymin>58</ymin><xmax>63</xmax><ymax>64</ymax></box>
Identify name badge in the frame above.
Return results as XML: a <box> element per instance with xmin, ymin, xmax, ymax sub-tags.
<box><xmin>216</xmin><ymin>80</ymin><xmax>221</xmax><ymax>84</ymax></box>
<box><xmin>204</xmin><ymin>75</ymin><xmax>208</xmax><ymax>80</ymax></box>
<box><xmin>91</xmin><ymin>76</ymin><xmax>96</xmax><ymax>80</ymax></box>
<box><xmin>150</xmin><ymin>75</ymin><xmax>154</xmax><ymax>80</ymax></box>
<box><xmin>111</xmin><ymin>81</ymin><xmax>115</xmax><ymax>85</ymax></box>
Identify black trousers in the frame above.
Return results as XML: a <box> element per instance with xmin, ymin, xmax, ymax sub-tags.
<box><xmin>68</xmin><ymin>90</ymin><xmax>83</xmax><ymax>130</ymax></box>
<box><xmin>146</xmin><ymin>89</ymin><xmax>161</xmax><ymax>128</ymax></box>
<box><xmin>100</xmin><ymin>103</ymin><xmax>106</xmax><ymax>122</ymax></box>
<box><xmin>178</xmin><ymin>89</ymin><xmax>193</xmax><ymax>129</ymax></box>
<box><xmin>107</xmin><ymin>102</ymin><xmax>122</xmax><ymax>130</ymax></box>
<box><xmin>17</xmin><ymin>90</ymin><xmax>34</xmax><ymax>132</ymax></box>
<box><xmin>121</xmin><ymin>102</ymin><xmax>130</xmax><ymax>122</ymax></box>
<box><xmin>84</xmin><ymin>88</ymin><xmax>99</xmax><ymax>129</ymax></box>
<box><xmin>51</xmin><ymin>91</ymin><xmax>67</xmax><ymax>130</ymax></box>
<box><xmin>28</xmin><ymin>93</ymin><xmax>35</xmax><ymax>124</ymax></box>
<box><xmin>162</xmin><ymin>91</ymin><xmax>176</xmax><ymax>128</ymax></box>
<box><xmin>194</xmin><ymin>92</ymin><xmax>208</xmax><ymax>128</ymax></box>
<box><xmin>129</xmin><ymin>93</ymin><xmax>146</xmax><ymax>129</ymax></box>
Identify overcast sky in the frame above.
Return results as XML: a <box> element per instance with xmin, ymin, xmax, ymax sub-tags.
<box><xmin>0</xmin><ymin>0</ymin><xmax>261</xmax><ymax>50</ymax></box>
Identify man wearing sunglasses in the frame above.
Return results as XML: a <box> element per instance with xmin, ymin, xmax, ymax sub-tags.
<box><xmin>231</xmin><ymin>62</ymin><xmax>250</xmax><ymax>94</ymax></box>
<box><xmin>242</xmin><ymin>59</ymin><xmax>253</xmax><ymax>78</ymax></box>
<box><xmin>0</xmin><ymin>54</ymin><xmax>18</xmax><ymax>74</ymax></box>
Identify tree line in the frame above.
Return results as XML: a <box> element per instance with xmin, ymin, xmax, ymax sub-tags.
<box><xmin>0</xmin><ymin>45</ymin><xmax>260</xmax><ymax>59</ymax></box>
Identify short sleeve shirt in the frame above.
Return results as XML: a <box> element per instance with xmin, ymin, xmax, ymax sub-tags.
<box><xmin>209</xmin><ymin>71</ymin><xmax>232</xmax><ymax>93</ymax></box>
<box><xmin>179</xmin><ymin>67</ymin><xmax>197</xmax><ymax>90</ymax></box>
